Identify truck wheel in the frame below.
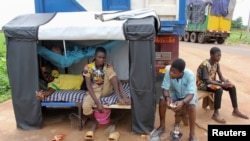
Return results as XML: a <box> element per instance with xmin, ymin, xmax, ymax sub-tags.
<box><xmin>198</xmin><ymin>33</ymin><xmax>205</xmax><ymax>44</ymax></box>
<box><xmin>217</xmin><ymin>37</ymin><xmax>225</xmax><ymax>44</ymax></box>
<box><xmin>179</xmin><ymin>36</ymin><xmax>184</xmax><ymax>41</ymax></box>
<box><xmin>190</xmin><ymin>32</ymin><xmax>197</xmax><ymax>43</ymax></box>
<box><xmin>207</xmin><ymin>40</ymin><xmax>215</xmax><ymax>43</ymax></box>
<box><xmin>184</xmin><ymin>32</ymin><xmax>190</xmax><ymax>42</ymax></box>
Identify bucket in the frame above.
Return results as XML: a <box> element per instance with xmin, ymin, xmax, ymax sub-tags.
<box><xmin>94</xmin><ymin>108</ymin><xmax>111</xmax><ymax>125</ymax></box>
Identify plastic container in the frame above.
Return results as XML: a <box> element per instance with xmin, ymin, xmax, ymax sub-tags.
<box><xmin>94</xmin><ymin>108</ymin><xmax>111</xmax><ymax>125</ymax></box>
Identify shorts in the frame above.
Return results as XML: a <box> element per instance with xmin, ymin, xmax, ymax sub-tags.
<box><xmin>160</xmin><ymin>93</ymin><xmax>198</xmax><ymax>106</ymax></box>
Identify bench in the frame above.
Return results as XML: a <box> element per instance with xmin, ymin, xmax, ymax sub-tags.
<box><xmin>175</xmin><ymin>90</ymin><xmax>214</xmax><ymax>126</ymax></box>
<box><xmin>197</xmin><ymin>90</ymin><xmax>214</xmax><ymax>110</ymax></box>
<box><xmin>41</xmin><ymin>82</ymin><xmax>131</xmax><ymax>130</ymax></box>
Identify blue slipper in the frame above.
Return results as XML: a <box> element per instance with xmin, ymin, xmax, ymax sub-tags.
<box><xmin>150</xmin><ymin>129</ymin><xmax>164</xmax><ymax>137</ymax></box>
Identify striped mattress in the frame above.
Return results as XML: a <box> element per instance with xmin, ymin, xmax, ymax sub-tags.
<box><xmin>42</xmin><ymin>82</ymin><xmax>130</xmax><ymax>105</ymax></box>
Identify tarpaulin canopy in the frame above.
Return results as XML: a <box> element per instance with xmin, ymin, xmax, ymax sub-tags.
<box><xmin>2</xmin><ymin>9</ymin><xmax>159</xmax><ymax>134</ymax></box>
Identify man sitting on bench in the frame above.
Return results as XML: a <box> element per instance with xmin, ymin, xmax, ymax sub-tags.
<box><xmin>152</xmin><ymin>58</ymin><xmax>199</xmax><ymax>141</ymax></box>
<box><xmin>196</xmin><ymin>47</ymin><xmax>249</xmax><ymax>124</ymax></box>
<box><xmin>82</xmin><ymin>47</ymin><xmax>131</xmax><ymax>140</ymax></box>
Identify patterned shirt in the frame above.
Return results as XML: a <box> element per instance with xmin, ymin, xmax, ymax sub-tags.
<box><xmin>82</xmin><ymin>62</ymin><xmax>112</xmax><ymax>85</ymax></box>
<box><xmin>196</xmin><ymin>59</ymin><xmax>218</xmax><ymax>90</ymax></box>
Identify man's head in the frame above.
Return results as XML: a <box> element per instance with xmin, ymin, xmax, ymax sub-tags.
<box><xmin>170</xmin><ymin>58</ymin><xmax>185</xmax><ymax>79</ymax></box>
<box><xmin>210</xmin><ymin>47</ymin><xmax>221</xmax><ymax>62</ymax></box>
<box><xmin>40</xmin><ymin>66</ymin><xmax>55</xmax><ymax>83</ymax></box>
<box><xmin>94</xmin><ymin>47</ymin><xmax>107</xmax><ymax>66</ymax></box>
<box><xmin>51</xmin><ymin>46</ymin><xmax>63</xmax><ymax>55</ymax></box>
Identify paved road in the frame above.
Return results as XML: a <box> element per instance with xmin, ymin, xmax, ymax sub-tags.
<box><xmin>180</xmin><ymin>41</ymin><xmax>250</xmax><ymax>57</ymax></box>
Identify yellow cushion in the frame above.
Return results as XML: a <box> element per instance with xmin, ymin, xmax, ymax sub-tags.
<box><xmin>48</xmin><ymin>74</ymin><xmax>83</xmax><ymax>90</ymax></box>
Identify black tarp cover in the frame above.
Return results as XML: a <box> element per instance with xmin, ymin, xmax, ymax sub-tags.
<box><xmin>2</xmin><ymin>11</ymin><xmax>158</xmax><ymax>134</ymax></box>
<box><xmin>3</xmin><ymin>13</ymin><xmax>55</xmax><ymax>130</ymax></box>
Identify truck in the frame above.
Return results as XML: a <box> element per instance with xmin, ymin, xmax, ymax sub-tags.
<box><xmin>180</xmin><ymin>0</ymin><xmax>236</xmax><ymax>44</ymax></box>
<box><xmin>34</xmin><ymin>0</ymin><xmax>187</xmax><ymax>73</ymax></box>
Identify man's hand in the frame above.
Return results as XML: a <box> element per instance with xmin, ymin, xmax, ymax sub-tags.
<box><xmin>36</xmin><ymin>91</ymin><xmax>44</xmax><ymax>100</ymax></box>
<box><xmin>165</xmin><ymin>98</ymin><xmax>172</xmax><ymax>109</ymax></box>
<box><xmin>171</xmin><ymin>101</ymin><xmax>184</xmax><ymax>111</ymax></box>
<box><xmin>117</xmin><ymin>96</ymin><xmax>126</xmax><ymax>105</ymax></box>
<box><xmin>222</xmin><ymin>81</ymin><xmax>234</xmax><ymax>88</ymax></box>
<box><xmin>122</xmin><ymin>97</ymin><xmax>131</xmax><ymax>105</ymax></box>
<box><xmin>96</xmin><ymin>103</ymin><xmax>104</xmax><ymax>113</ymax></box>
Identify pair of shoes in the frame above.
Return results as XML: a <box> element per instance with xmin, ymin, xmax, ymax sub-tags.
<box><xmin>232</xmin><ymin>112</ymin><xmax>249</xmax><ymax>119</ymax></box>
<box><xmin>107</xmin><ymin>132</ymin><xmax>120</xmax><ymax>141</ymax></box>
<box><xmin>150</xmin><ymin>128</ymin><xmax>164</xmax><ymax>137</ymax></box>
<box><xmin>211</xmin><ymin>115</ymin><xmax>226</xmax><ymax>124</ymax></box>
<box><xmin>84</xmin><ymin>131</ymin><xmax>94</xmax><ymax>141</ymax></box>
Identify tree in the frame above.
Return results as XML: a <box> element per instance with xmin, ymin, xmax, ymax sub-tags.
<box><xmin>232</xmin><ymin>17</ymin><xmax>243</xmax><ymax>29</ymax></box>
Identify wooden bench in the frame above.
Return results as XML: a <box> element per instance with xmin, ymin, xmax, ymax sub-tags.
<box><xmin>197</xmin><ymin>90</ymin><xmax>214</xmax><ymax>110</ymax></box>
<box><xmin>104</xmin><ymin>104</ymin><xmax>131</xmax><ymax>109</ymax></box>
<box><xmin>175</xmin><ymin>90</ymin><xmax>214</xmax><ymax>126</ymax></box>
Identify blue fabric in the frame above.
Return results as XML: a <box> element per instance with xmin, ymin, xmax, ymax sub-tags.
<box><xmin>210</xmin><ymin>0</ymin><xmax>229</xmax><ymax>17</ymax></box>
<box><xmin>161</xmin><ymin>69</ymin><xmax>197</xmax><ymax>100</ymax></box>
<box><xmin>186</xmin><ymin>0</ymin><xmax>212</xmax><ymax>24</ymax></box>
<box><xmin>37</xmin><ymin>40</ymin><xmax>127</xmax><ymax>68</ymax></box>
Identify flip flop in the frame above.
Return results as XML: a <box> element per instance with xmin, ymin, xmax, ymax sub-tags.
<box><xmin>107</xmin><ymin>131</ymin><xmax>120</xmax><ymax>141</ymax></box>
<box><xmin>150</xmin><ymin>128</ymin><xmax>164</xmax><ymax>138</ymax></box>
<box><xmin>52</xmin><ymin>134</ymin><xmax>65</xmax><ymax>141</ymax></box>
<box><xmin>84</xmin><ymin>131</ymin><xmax>94</xmax><ymax>141</ymax></box>
<box><xmin>211</xmin><ymin>116</ymin><xmax>226</xmax><ymax>124</ymax></box>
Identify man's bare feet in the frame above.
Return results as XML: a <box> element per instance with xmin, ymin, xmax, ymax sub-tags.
<box><xmin>211</xmin><ymin>114</ymin><xmax>226</xmax><ymax>124</ymax></box>
<box><xmin>232</xmin><ymin>111</ymin><xmax>249</xmax><ymax>119</ymax></box>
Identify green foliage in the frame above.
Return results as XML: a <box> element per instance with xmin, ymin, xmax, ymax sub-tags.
<box><xmin>225</xmin><ymin>29</ymin><xmax>250</xmax><ymax>45</ymax></box>
<box><xmin>232</xmin><ymin>17</ymin><xmax>243</xmax><ymax>29</ymax></box>
<box><xmin>0</xmin><ymin>32</ymin><xmax>11</xmax><ymax>103</ymax></box>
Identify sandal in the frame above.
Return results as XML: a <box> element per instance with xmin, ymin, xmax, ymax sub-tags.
<box><xmin>150</xmin><ymin>128</ymin><xmax>164</xmax><ymax>137</ymax></box>
<box><xmin>52</xmin><ymin>134</ymin><xmax>65</xmax><ymax>141</ymax></box>
<box><xmin>107</xmin><ymin>132</ymin><xmax>120</xmax><ymax>141</ymax></box>
<box><xmin>84</xmin><ymin>131</ymin><xmax>94</xmax><ymax>141</ymax></box>
<box><xmin>211</xmin><ymin>115</ymin><xmax>226</xmax><ymax>124</ymax></box>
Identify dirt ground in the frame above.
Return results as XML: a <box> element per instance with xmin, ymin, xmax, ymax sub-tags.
<box><xmin>0</xmin><ymin>42</ymin><xmax>250</xmax><ymax>141</ymax></box>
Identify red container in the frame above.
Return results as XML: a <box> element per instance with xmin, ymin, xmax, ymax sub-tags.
<box><xmin>94</xmin><ymin>108</ymin><xmax>111</xmax><ymax>125</ymax></box>
<box><xmin>155</xmin><ymin>35</ymin><xmax>179</xmax><ymax>73</ymax></box>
